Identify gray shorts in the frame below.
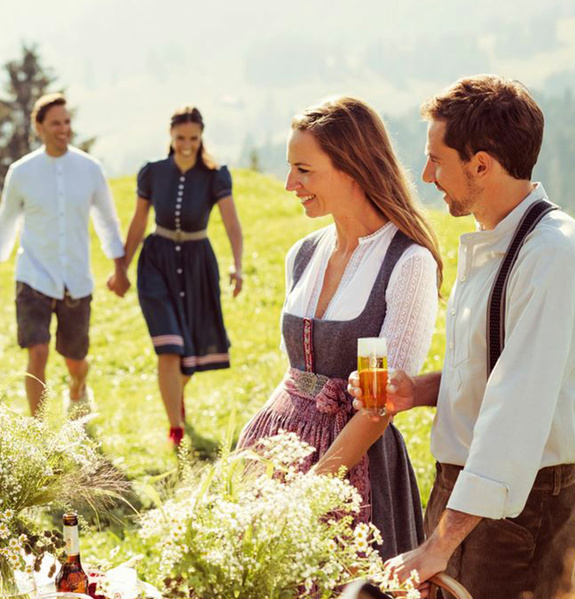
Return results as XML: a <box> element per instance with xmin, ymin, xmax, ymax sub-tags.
<box><xmin>15</xmin><ymin>282</ymin><xmax>91</xmax><ymax>360</ymax></box>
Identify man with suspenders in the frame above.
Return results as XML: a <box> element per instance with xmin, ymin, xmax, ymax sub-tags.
<box><xmin>351</xmin><ymin>75</ymin><xmax>575</xmax><ymax>597</ymax></box>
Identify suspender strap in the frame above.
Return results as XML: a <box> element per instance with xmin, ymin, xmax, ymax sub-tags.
<box><xmin>486</xmin><ymin>199</ymin><xmax>558</xmax><ymax>376</ymax></box>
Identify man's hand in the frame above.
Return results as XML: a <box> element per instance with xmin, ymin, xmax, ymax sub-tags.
<box><xmin>385</xmin><ymin>509</ymin><xmax>482</xmax><ymax>588</ymax></box>
<box><xmin>107</xmin><ymin>266</ymin><xmax>130</xmax><ymax>298</ymax></box>
<box><xmin>348</xmin><ymin>369</ymin><xmax>416</xmax><ymax>418</ymax></box>
<box><xmin>384</xmin><ymin>539</ymin><xmax>450</xmax><ymax>587</ymax></box>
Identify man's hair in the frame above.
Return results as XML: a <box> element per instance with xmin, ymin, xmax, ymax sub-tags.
<box><xmin>31</xmin><ymin>93</ymin><xmax>67</xmax><ymax>125</ymax></box>
<box><xmin>420</xmin><ymin>74</ymin><xmax>544</xmax><ymax>180</ymax></box>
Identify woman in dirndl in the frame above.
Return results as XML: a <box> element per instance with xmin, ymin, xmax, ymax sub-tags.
<box><xmin>112</xmin><ymin>105</ymin><xmax>243</xmax><ymax>446</ymax></box>
<box><xmin>238</xmin><ymin>97</ymin><xmax>442</xmax><ymax>559</ymax></box>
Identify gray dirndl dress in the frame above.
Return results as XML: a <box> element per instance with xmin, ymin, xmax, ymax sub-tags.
<box><xmin>238</xmin><ymin>228</ymin><xmax>424</xmax><ymax>559</ymax></box>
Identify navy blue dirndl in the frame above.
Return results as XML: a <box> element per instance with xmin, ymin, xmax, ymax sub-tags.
<box><xmin>136</xmin><ymin>156</ymin><xmax>232</xmax><ymax>375</ymax></box>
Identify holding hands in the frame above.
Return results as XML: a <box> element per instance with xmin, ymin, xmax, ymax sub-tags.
<box><xmin>107</xmin><ymin>261</ymin><xmax>131</xmax><ymax>298</ymax></box>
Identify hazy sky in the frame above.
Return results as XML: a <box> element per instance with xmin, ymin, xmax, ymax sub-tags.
<box><xmin>3</xmin><ymin>0</ymin><xmax>575</xmax><ymax>176</ymax></box>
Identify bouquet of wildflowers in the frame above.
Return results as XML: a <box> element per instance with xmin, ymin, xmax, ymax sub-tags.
<box><xmin>140</xmin><ymin>431</ymin><xmax>420</xmax><ymax>599</ymax></box>
<box><xmin>0</xmin><ymin>402</ymin><xmax>128</xmax><ymax>596</ymax></box>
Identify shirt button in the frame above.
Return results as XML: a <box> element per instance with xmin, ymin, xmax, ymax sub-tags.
<box><xmin>451</xmin><ymin>308</ymin><xmax>456</xmax><ymax>316</ymax></box>
<box><xmin>449</xmin><ymin>342</ymin><xmax>454</xmax><ymax>350</ymax></box>
<box><xmin>180</xmin><ymin>291</ymin><xmax>185</xmax><ymax>297</ymax></box>
<box><xmin>178</xmin><ymin>185</ymin><xmax>184</xmax><ymax>190</ymax></box>
<box><xmin>175</xmin><ymin>211</ymin><xmax>181</xmax><ymax>216</ymax></box>
<box><xmin>180</xmin><ymin>176</ymin><xmax>185</xmax><ymax>182</ymax></box>
<box><xmin>460</xmin><ymin>275</ymin><xmax>466</xmax><ymax>282</ymax></box>
<box><xmin>177</xmin><ymin>268</ymin><xmax>183</xmax><ymax>274</ymax></box>
<box><xmin>175</xmin><ymin>245</ymin><xmax>181</xmax><ymax>251</ymax></box>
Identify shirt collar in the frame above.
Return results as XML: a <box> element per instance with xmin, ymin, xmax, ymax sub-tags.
<box><xmin>484</xmin><ymin>182</ymin><xmax>548</xmax><ymax>235</ymax></box>
<box><xmin>328</xmin><ymin>221</ymin><xmax>394</xmax><ymax>247</ymax></box>
<box><xmin>358</xmin><ymin>221</ymin><xmax>394</xmax><ymax>245</ymax></box>
<box><xmin>462</xmin><ymin>183</ymin><xmax>548</xmax><ymax>246</ymax></box>
<box><xmin>41</xmin><ymin>145</ymin><xmax>70</xmax><ymax>160</ymax></box>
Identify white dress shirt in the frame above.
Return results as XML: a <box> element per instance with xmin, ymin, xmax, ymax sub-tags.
<box><xmin>282</xmin><ymin>222</ymin><xmax>439</xmax><ymax>376</ymax></box>
<box><xmin>432</xmin><ymin>184</ymin><xmax>575</xmax><ymax>519</ymax></box>
<box><xmin>0</xmin><ymin>146</ymin><xmax>124</xmax><ymax>299</ymax></box>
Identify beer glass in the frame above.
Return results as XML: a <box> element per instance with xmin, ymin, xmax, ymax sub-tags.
<box><xmin>357</xmin><ymin>337</ymin><xmax>388</xmax><ymax>417</ymax></box>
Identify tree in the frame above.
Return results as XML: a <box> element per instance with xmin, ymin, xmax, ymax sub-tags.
<box><xmin>0</xmin><ymin>44</ymin><xmax>56</xmax><ymax>188</ymax></box>
<box><xmin>0</xmin><ymin>44</ymin><xmax>95</xmax><ymax>190</ymax></box>
<box><xmin>249</xmin><ymin>148</ymin><xmax>260</xmax><ymax>172</ymax></box>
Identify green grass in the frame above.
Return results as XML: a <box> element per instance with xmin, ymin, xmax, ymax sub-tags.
<box><xmin>0</xmin><ymin>169</ymin><xmax>474</xmax><ymax>560</ymax></box>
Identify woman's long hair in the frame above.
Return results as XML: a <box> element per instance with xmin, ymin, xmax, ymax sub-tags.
<box><xmin>292</xmin><ymin>96</ymin><xmax>443</xmax><ymax>290</ymax></box>
<box><xmin>169</xmin><ymin>105</ymin><xmax>217</xmax><ymax>170</ymax></box>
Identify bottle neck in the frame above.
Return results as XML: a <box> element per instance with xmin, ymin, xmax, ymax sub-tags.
<box><xmin>63</xmin><ymin>524</ymin><xmax>81</xmax><ymax>560</ymax></box>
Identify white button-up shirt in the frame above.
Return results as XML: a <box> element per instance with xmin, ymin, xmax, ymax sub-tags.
<box><xmin>0</xmin><ymin>146</ymin><xmax>124</xmax><ymax>299</ymax></box>
<box><xmin>432</xmin><ymin>184</ymin><xmax>575</xmax><ymax>519</ymax></box>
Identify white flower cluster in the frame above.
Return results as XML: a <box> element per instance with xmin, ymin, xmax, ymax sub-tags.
<box><xmin>0</xmin><ymin>403</ymin><xmax>114</xmax><ymax>514</ymax></box>
<box><xmin>140</xmin><ymin>431</ymin><xmax>420</xmax><ymax>599</ymax></box>
<box><xmin>0</xmin><ymin>402</ymin><xmax>125</xmax><ymax>584</ymax></box>
<box><xmin>256</xmin><ymin>429</ymin><xmax>316</xmax><ymax>470</ymax></box>
<box><xmin>0</xmin><ymin>510</ymin><xmax>29</xmax><ymax>574</ymax></box>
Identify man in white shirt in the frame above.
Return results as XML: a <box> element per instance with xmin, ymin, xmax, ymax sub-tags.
<box><xmin>0</xmin><ymin>93</ymin><xmax>130</xmax><ymax>416</ymax></box>
<box><xmin>351</xmin><ymin>75</ymin><xmax>575</xmax><ymax>598</ymax></box>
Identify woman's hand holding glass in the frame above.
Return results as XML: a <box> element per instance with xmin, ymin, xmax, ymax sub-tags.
<box><xmin>348</xmin><ymin>368</ymin><xmax>416</xmax><ymax>419</ymax></box>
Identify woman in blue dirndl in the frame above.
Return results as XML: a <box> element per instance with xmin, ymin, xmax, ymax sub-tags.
<box><xmin>111</xmin><ymin>106</ymin><xmax>243</xmax><ymax>446</ymax></box>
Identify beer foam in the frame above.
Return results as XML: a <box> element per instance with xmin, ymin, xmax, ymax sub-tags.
<box><xmin>357</xmin><ymin>337</ymin><xmax>387</xmax><ymax>357</ymax></box>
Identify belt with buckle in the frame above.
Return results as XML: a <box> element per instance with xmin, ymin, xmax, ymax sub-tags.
<box><xmin>154</xmin><ymin>225</ymin><xmax>208</xmax><ymax>242</ymax></box>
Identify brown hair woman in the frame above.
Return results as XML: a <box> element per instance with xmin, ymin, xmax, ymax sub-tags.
<box><xmin>238</xmin><ymin>96</ymin><xmax>442</xmax><ymax>559</ymax></box>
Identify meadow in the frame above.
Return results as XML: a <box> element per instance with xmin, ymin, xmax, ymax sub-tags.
<box><xmin>0</xmin><ymin>169</ymin><xmax>475</xmax><ymax>562</ymax></box>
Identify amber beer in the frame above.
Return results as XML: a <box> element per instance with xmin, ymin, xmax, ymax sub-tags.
<box><xmin>357</xmin><ymin>337</ymin><xmax>388</xmax><ymax>416</ymax></box>
<box><xmin>56</xmin><ymin>512</ymin><xmax>89</xmax><ymax>595</ymax></box>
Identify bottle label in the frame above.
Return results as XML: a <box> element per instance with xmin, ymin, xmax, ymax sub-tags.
<box><xmin>63</xmin><ymin>525</ymin><xmax>80</xmax><ymax>556</ymax></box>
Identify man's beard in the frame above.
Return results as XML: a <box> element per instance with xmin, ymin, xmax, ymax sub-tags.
<box><xmin>447</xmin><ymin>195</ymin><xmax>474</xmax><ymax>217</ymax></box>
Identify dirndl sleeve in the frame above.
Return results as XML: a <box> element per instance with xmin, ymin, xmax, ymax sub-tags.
<box><xmin>137</xmin><ymin>162</ymin><xmax>153</xmax><ymax>200</ymax></box>
<box><xmin>211</xmin><ymin>165</ymin><xmax>233</xmax><ymax>204</ymax></box>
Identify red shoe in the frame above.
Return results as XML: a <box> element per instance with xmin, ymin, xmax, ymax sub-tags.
<box><xmin>168</xmin><ymin>427</ymin><xmax>184</xmax><ymax>447</ymax></box>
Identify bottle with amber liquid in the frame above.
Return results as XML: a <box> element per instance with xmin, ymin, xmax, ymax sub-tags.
<box><xmin>56</xmin><ymin>512</ymin><xmax>89</xmax><ymax>594</ymax></box>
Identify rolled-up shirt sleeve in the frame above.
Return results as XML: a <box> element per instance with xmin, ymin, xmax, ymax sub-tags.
<box><xmin>447</xmin><ymin>229</ymin><xmax>575</xmax><ymax>518</ymax></box>
<box><xmin>0</xmin><ymin>166</ymin><xmax>24</xmax><ymax>262</ymax></box>
<box><xmin>90</xmin><ymin>163</ymin><xmax>125</xmax><ymax>259</ymax></box>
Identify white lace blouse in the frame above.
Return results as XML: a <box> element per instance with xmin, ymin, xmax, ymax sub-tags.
<box><xmin>281</xmin><ymin>222</ymin><xmax>439</xmax><ymax>376</ymax></box>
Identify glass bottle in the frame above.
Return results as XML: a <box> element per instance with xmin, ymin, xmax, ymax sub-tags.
<box><xmin>55</xmin><ymin>512</ymin><xmax>89</xmax><ymax>595</ymax></box>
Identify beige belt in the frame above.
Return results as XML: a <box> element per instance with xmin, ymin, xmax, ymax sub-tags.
<box><xmin>154</xmin><ymin>225</ymin><xmax>208</xmax><ymax>242</ymax></box>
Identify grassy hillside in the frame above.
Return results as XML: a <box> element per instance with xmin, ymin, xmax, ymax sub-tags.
<box><xmin>0</xmin><ymin>170</ymin><xmax>474</xmax><ymax>560</ymax></box>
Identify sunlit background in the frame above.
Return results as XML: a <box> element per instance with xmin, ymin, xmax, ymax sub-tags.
<box><xmin>3</xmin><ymin>0</ymin><xmax>575</xmax><ymax>205</ymax></box>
